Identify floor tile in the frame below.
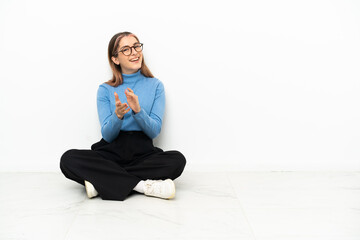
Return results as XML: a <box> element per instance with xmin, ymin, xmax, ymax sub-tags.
<box><xmin>0</xmin><ymin>173</ymin><xmax>85</xmax><ymax>240</ymax></box>
<box><xmin>244</xmin><ymin>207</ymin><xmax>360</xmax><ymax>240</ymax></box>
<box><xmin>227</xmin><ymin>172</ymin><xmax>360</xmax><ymax>209</ymax></box>
<box><xmin>66</xmin><ymin>204</ymin><xmax>253</xmax><ymax>240</ymax></box>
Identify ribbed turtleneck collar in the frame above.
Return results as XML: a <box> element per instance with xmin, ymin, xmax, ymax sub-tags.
<box><xmin>122</xmin><ymin>70</ymin><xmax>142</xmax><ymax>83</ymax></box>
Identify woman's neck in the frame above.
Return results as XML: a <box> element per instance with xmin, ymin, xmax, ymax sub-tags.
<box><xmin>122</xmin><ymin>70</ymin><xmax>141</xmax><ymax>83</ymax></box>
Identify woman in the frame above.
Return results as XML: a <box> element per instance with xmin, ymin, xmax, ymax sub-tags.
<box><xmin>60</xmin><ymin>32</ymin><xmax>186</xmax><ymax>201</ymax></box>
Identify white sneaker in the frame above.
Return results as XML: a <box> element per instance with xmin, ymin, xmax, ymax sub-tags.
<box><xmin>144</xmin><ymin>179</ymin><xmax>176</xmax><ymax>199</ymax></box>
<box><xmin>84</xmin><ymin>180</ymin><xmax>98</xmax><ymax>199</ymax></box>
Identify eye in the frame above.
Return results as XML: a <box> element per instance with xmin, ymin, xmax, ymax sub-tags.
<box><xmin>122</xmin><ymin>47</ymin><xmax>130</xmax><ymax>53</ymax></box>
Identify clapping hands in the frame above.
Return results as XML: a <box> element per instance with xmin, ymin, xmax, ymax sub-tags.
<box><xmin>114</xmin><ymin>88</ymin><xmax>141</xmax><ymax>119</ymax></box>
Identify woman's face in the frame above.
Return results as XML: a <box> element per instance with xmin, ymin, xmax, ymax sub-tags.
<box><xmin>112</xmin><ymin>36</ymin><xmax>143</xmax><ymax>74</ymax></box>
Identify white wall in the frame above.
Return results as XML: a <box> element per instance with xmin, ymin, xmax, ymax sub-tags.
<box><xmin>0</xmin><ymin>0</ymin><xmax>359</xmax><ymax>172</ymax></box>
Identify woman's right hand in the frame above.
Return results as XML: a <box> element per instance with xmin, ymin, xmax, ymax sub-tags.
<box><xmin>114</xmin><ymin>92</ymin><xmax>130</xmax><ymax>119</ymax></box>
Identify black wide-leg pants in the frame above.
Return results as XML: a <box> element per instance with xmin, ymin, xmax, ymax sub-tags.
<box><xmin>60</xmin><ymin>131</ymin><xmax>186</xmax><ymax>201</ymax></box>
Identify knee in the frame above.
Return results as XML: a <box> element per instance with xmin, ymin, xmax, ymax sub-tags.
<box><xmin>60</xmin><ymin>149</ymin><xmax>76</xmax><ymax>169</ymax></box>
<box><xmin>170</xmin><ymin>151</ymin><xmax>186</xmax><ymax>177</ymax></box>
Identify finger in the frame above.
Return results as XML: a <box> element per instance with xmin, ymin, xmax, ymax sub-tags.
<box><xmin>116</xmin><ymin>101</ymin><xmax>123</xmax><ymax>107</ymax></box>
<box><xmin>124</xmin><ymin>108</ymin><xmax>131</xmax><ymax>114</ymax></box>
<box><xmin>114</xmin><ymin>92</ymin><xmax>121</xmax><ymax>103</ymax></box>
<box><xmin>125</xmin><ymin>91</ymin><xmax>131</xmax><ymax>99</ymax></box>
<box><xmin>125</xmin><ymin>89</ymin><xmax>135</xmax><ymax>97</ymax></box>
<box><xmin>119</xmin><ymin>104</ymin><xmax>128</xmax><ymax>110</ymax></box>
<box><xmin>122</xmin><ymin>103</ymin><xmax>130</xmax><ymax>110</ymax></box>
<box><xmin>116</xmin><ymin>103</ymin><xmax>125</xmax><ymax>110</ymax></box>
<box><xmin>126</xmin><ymin>92</ymin><xmax>136</xmax><ymax>100</ymax></box>
<box><xmin>120</xmin><ymin>107</ymin><xmax>130</xmax><ymax>115</ymax></box>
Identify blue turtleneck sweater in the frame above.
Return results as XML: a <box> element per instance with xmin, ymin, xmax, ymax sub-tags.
<box><xmin>97</xmin><ymin>70</ymin><xmax>165</xmax><ymax>142</ymax></box>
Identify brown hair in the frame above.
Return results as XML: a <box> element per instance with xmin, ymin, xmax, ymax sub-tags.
<box><xmin>105</xmin><ymin>31</ymin><xmax>154</xmax><ymax>87</ymax></box>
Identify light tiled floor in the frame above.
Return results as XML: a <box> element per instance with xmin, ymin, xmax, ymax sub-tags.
<box><xmin>0</xmin><ymin>171</ymin><xmax>359</xmax><ymax>240</ymax></box>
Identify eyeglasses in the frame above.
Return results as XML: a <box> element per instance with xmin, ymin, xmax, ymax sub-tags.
<box><xmin>116</xmin><ymin>43</ymin><xmax>143</xmax><ymax>56</ymax></box>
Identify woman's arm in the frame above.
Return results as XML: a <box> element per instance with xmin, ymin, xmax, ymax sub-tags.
<box><xmin>97</xmin><ymin>85</ymin><xmax>123</xmax><ymax>143</ymax></box>
<box><xmin>130</xmin><ymin>82</ymin><xmax>165</xmax><ymax>139</ymax></box>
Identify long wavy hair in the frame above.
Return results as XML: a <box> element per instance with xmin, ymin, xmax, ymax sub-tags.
<box><xmin>106</xmin><ymin>32</ymin><xmax>154</xmax><ymax>87</ymax></box>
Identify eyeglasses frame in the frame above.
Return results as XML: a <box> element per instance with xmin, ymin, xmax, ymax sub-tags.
<box><xmin>116</xmin><ymin>43</ymin><xmax>144</xmax><ymax>56</ymax></box>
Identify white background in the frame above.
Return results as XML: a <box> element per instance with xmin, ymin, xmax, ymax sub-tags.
<box><xmin>0</xmin><ymin>0</ymin><xmax>359</xmax><ymax>172</ymax></box>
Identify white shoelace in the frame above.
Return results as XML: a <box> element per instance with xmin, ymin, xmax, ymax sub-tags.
<box><xmin>145</xmin><ymin>180</ymin><xmax>163</xmax><ymax>195</ymax></box>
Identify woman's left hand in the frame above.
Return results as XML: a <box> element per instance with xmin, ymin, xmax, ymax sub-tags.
<box><xmin>125</xmin><ymin>88</ymin><xmax>141</xmax><ymax>114</ymax></box>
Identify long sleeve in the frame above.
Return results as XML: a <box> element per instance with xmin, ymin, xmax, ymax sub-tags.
<box><xmin>132</xmin><ymin>81</ymin><xmax>165</xmax><ymax>139</ymax></box>
<box><xmin>97</xmin><ymin>85</ymin><xmax>123</xmax><ymax>143</ymax></box>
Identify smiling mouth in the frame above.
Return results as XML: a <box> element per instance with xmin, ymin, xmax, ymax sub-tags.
<box><xmin>130</xmin><ymin>57</ymin><xmax>140</xmax><ymax>62</ymax></box>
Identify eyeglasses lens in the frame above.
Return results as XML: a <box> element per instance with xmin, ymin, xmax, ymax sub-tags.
<box><xmin>122</xmin><ymin>44</ymin><xmax>143</xmax><ymax>56</ymax></box>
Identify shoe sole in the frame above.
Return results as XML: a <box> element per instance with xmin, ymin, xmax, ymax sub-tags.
<box><xmin>165</xmin><ymin>179</ymin><xmax>176</xmax><ymax>200</ymax></box>
<box><xmin>84</xmin><ymin>180</ymin><xmax>98</xmax><ymax>199</ymax></box>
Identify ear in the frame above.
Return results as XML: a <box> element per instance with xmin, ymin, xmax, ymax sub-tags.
<box><xmin>111</xmin><ymin>56</ymin><xmax>119</xmax><ymax>65</ymax></box>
